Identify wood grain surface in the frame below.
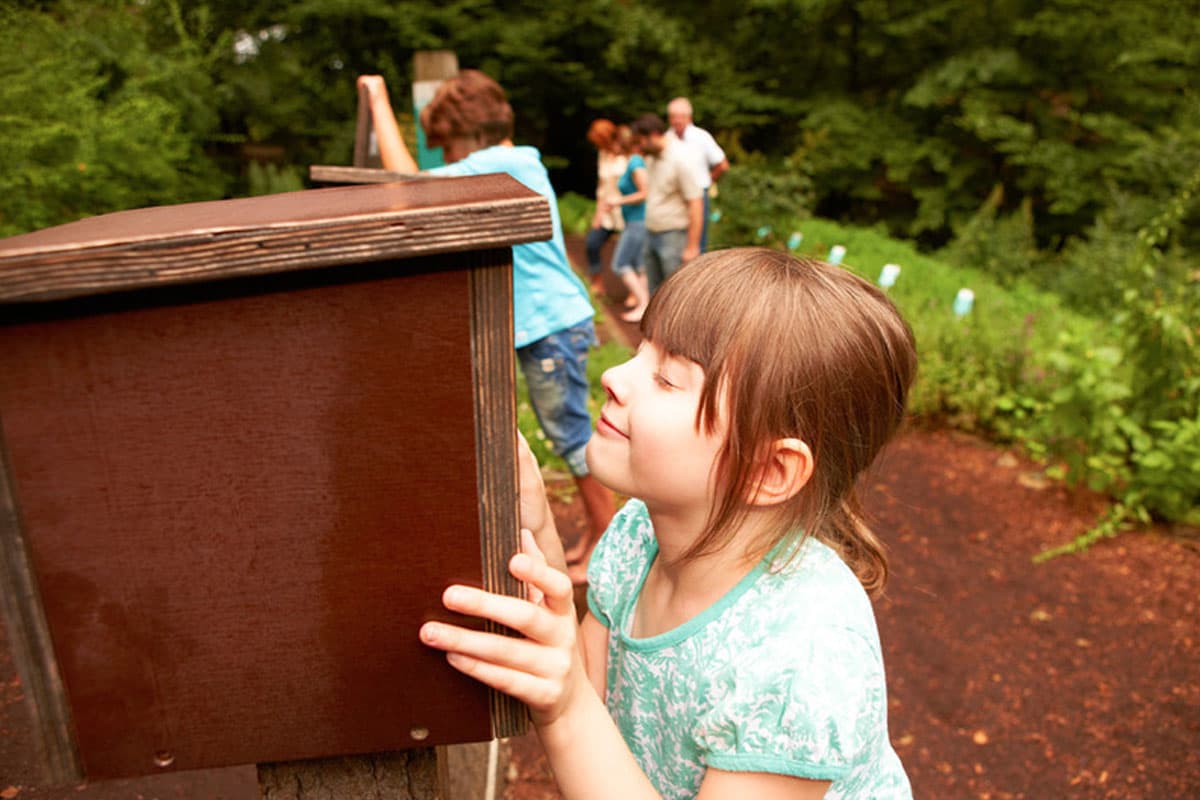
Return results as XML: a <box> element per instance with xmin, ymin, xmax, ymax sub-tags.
<box><xmin>0</xmin><ymin>174</ymin><xmax>550</xmax><ymax>303</ymax></box>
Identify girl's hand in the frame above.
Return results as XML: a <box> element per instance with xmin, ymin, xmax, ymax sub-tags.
<box><xmin>517</xmin><ymin>432</ymin><xmax>549</xmax><ymax>534</ymax></box>
<box><xmin>419</xmin><ymin>529</ymin><xmax>585</xmax><ymax>726</ymax></box>
<box><xmin>517</xmin><ymin>432</ymin><xmax>567</xmax><ymax>572</ymax></box>
<box><xmin>356</xmin><ymin>74</ymin><xmax>386</xmax><ymax>101</ymax></box>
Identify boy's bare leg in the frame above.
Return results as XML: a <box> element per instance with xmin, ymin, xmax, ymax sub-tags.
<box><xmin>564</xmin><ymin>473</ymin><xmax>615</xmax><ymax>585</ymax></box>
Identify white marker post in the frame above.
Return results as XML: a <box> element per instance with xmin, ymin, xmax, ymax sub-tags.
<box><xmin>878</xmin><ymin>263</ymin><xmax>901</xmax><ymax>288</ymax></box>
<box><xmin>953</xmin><ymin>288</ymin><xmax>975</xmax><ymax>317</ymax></box>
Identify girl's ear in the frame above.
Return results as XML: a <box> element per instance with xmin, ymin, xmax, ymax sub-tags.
<box><xmin>745</xmin><ymin>438</ymin><xmax>814</xmax><ymax>507</ymax></box>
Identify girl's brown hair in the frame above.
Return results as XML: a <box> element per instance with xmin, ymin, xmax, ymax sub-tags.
<box><xmin>420</xmin><ymin>69</ymin><xmax>514</xmax><ymax>148</ymax></box>
<box><xmin>642</xmin><ymin>247</ymin><xmax>917</xmax><ymax>594</ymax></box>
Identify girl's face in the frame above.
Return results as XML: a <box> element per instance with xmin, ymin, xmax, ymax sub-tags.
<box><xmin>586</xmin><ymin>341</ymin><xmax>726</xmax><ymax>515</ymax></box>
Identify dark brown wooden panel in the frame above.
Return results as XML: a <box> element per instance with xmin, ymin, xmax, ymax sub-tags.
<box><xmin>0</xmin><ymin>254</ymin><xmax>504</xmax><ymax>779</ymax></box>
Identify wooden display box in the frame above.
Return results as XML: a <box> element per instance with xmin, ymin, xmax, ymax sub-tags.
<box><xmin>0</xmin><ymin>175</ymin><xmax>546</xmax><ymax>782</ymax></box>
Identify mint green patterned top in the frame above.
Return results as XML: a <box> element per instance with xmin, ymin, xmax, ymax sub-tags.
<box><xmin>587</xmin><ymin>500</ymin><xmax>912</xmax><ymax>799</ymax></box>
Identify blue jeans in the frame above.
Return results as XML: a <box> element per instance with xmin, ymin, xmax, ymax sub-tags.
<box><xmin>585</xmin><ymin>227</ymin><xmax>617</xmax><ymax>276</ymax></box>
<box><xmin>517</xmin><ymin>319</ymin><xmax>596</xmax><ymax>476</ymax></box>
<box><xmin>645</xmin><ymin>228</ymin><xmax>687</xmax><ymax>294</ymax></box>
<box><xmin>611</xmin><ymin>220</ymin><xmax>647</xmax><ymax>275</ymax></box>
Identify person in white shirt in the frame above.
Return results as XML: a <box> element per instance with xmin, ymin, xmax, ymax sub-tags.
<box><xmin>666</xmin><ymin>97</ymin><xmax>729</xmax><ymax>252</ymax></box>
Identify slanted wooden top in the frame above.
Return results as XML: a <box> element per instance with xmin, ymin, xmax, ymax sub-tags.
<box><xmin>0</xmin><ymin>174</ymin><xmax>551</xmax><ymax>303</ymax></box>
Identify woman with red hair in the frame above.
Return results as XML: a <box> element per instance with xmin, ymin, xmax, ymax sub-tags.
<box><xmin>585</xmin><ymin>119</ymin><xmax>628</xmax><ymax>294</ymax></box>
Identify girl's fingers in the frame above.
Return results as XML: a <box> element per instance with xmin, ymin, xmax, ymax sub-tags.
<box><xmin>520</xmin><ymin>527</ymin><xmax>549</xmax><ymax>604</ymax></box>
<box><xmin>441</xmin><ymin>582</ymin><xmax>568</xmax><ymax>644</ymax></box>
<box><xmin>510</xmin><ymin>539</ymin><xmax>575</xmax><ymax>619</ymax></box>
<box><xmin>520</xmin><ymin>528</ymin><xmax>546</xmax><ymax>606</ymax></box>
<box><xmin>420</xmin><ymin>621</ymin><xmax>571</xmax><ymax>681</ymax></box>
<box><xmin>443</xmin><ymin>652</ymin><xmax>565</xmax><ymax>711</ymax></box>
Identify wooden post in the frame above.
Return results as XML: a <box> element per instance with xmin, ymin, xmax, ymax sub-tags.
<box><xmin>353</xmin><ymin>80</ymin><xmax>383</xmax><ymax>169</ymax></box>
<box><xmin>411</xmin><ymin>51</ymin><xmax>459</xmax><ymax>170</ymax></box>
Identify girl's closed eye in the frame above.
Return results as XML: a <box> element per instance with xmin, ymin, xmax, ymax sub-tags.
<box><xmin>652</xmin><ymin>370</ymin><xmax>678</xmax><ymax>389</ymax></box>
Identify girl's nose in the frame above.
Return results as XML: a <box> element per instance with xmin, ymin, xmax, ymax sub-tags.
<box><xmin>600</xmin><ymin>362</ymin><xmax>627</xmax><ymax>404</ymax></box>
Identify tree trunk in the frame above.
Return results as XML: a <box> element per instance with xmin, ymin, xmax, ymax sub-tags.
<box><xmin>258</xmin><ymin>749</ymin><xmax>442</xmax><ymax>800</ymax></box>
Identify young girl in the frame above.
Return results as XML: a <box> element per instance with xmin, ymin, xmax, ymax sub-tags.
<box><xmin>420</xmin><ymin>248</ymin><xmax>917</xmax><ymax>799</ymax></box>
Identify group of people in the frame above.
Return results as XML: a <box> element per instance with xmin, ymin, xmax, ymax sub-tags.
<box><xmin>585</xmin><ymin>100</ymin><xmax>729</xmax><ymax>323</ymax></box>
<box><xmin>358</xmin><ymin>68</ymin><xmax>915</xmax><ymax>799</ymax></box>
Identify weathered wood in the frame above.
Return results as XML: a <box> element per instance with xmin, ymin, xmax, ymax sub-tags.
<box><xmin>310</xmin><ymin>164</ymin><xmax>414</xmax><ymax>184</ymax></box>
<box><xmin>469</xmin><ymin>252</ymin><xmax>527</xmax><ymax>740</ymax></box>
<box><xmin>0</xmin><ymin>174</ymin><xmax>551</xmax><ymax>303</ymax></box>
<box><xmin>411</xmin><ymin>51</ymin><xmax>460</xmax><ymax>170</ymax></box>
<box><xmin>354</xmin><ymin>81</ymin><xmax>384</xmax><ymax>170</ymax></box>
<box><xmin>413</xmin><ymin>51</ymin><xmax>459</xmax><ymax>84</ymax></box>
<box><xmin>257</xmin><ymin>750</ymin><xmax>440</xmax><ymax>799</ymax></box>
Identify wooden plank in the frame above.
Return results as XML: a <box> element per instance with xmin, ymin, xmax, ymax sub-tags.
<box><xmin>0</xmin><ymin>433</ymin><xmax>83</xmax><ymax>784</ymax></box>
<box><xmin>353</xmin><ymin>81</ymin><xmax>383</xmax><ymax>170</ymax></box>
<box><xmin>412</xmin><ymin>51</ymin><xmax>459</xmax><ymax>170</ymax></box>
<box><xmin>413</xmin><ymin>51</ymin><xmax>459</xmax><ymax>83</ymax></box>
<box><xmin>310</xmin><ymin>165</ymin><xmax>415</xmax><ymax>185</ymax></box>
<box><xmin>0</xmin><ymin>175</ymin><xmax>551</xmax><ymax>303</ymax></box>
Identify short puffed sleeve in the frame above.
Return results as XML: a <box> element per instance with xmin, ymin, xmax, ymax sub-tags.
<box><xmin>586</xmin><ymin>499</ymin><xmax>654</xmax><ymax>630</ymax></box>
<box><xmin>695</xmin><ymin>625</ymin><xmax>888</xmax><ymax>781</ymax></box>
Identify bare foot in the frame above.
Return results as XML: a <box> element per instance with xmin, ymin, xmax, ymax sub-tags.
<box><xmin>567</xmin><ymin>559</ymin><xmax>590</xmax><ymax>586</ymax></box>
<box><xmin>620</xmin><ymin>305</ymin><xmax>646</xmax><ymax>323</ymax></box>
<box><xmin>561</xmin><ymin>538</ymin><xmax>589</xmax><ymax>564</ymax></box>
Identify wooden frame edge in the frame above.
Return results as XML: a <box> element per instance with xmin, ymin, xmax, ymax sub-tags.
<box><xmin>0</xmin><ymin>425</ymin><xmax>83</xmax><ymax>783</ymax></box>
<box><xmin>467</xmin><ymin>249</ymin><xmax>527</xmax><ymax>740</ymax></box>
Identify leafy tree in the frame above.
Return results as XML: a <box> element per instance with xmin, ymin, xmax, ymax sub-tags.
<box><xmin>0</xmin><ymin>0</ymin><xmax>229</xmax><ymax>237</ymax></box>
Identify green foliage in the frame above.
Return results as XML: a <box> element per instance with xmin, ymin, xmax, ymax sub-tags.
<box><xmin>707</xmin><ymin>142</ymin><xmax>815</xmax><ymax>250</ymax></box>
<box><xmin>557</xmin><ymin>192</ymin><xmax>595</xmax><ymax>236</ymax></box>
<box><xmin>247</xmin><ymin>161</ymin><xmax>305</xmax><ymax>195</ymax></box>
<box><xmin>771</xmin><ymin>209</ymin><xmax>1199</xmax><ymax>552</ymax></box>
<box><xmin>940</xmin><ymin>186</ymin><xmax>1040</xmax><ymax>287</ymax></box>
<box><xmin>0</xmin><ymin>1</ymin><xmax>229</xmax><ymax>236</ymax></box>
<box><xmin>777</xmin><ymin>218</ymin><xmax>1090</xmax><ymax>434</ymax></box>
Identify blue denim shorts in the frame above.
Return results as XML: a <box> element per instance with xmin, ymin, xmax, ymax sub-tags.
<box><xmin>517</xmin><ymin>318</ymin><xmax>596</xmax><ymax>477</ymax></box>
<box><xmin>645</xmin><ymin>228</ymin><xmax>687</xmax><ymax>293</ymax></box>
<box><xmin>611</xmin><ymin>220</ymin><xmax>647</xmax><ymax>276</ymax></box>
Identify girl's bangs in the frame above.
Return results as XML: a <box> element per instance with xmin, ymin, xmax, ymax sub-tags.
<box><xmin>640</xmin><ymin>261</ymin><xmax>726</xmax><ymax>370</ymax></box>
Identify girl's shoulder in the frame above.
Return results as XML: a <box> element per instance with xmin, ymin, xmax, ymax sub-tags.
<box><xmin>752</xmin><ymin>537</ymin><xmax>882</xmax><ymax>650</ymax></box>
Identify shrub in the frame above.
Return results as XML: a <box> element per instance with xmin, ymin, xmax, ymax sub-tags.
<box><xmin>0</xmin><ymin>1</ymin><xmax>228</xmax><ymax>236</ymax></box>
<box><xmin>557</xmin><ymin>191</ymin><xmax>595</xmax><ymax>236</ymax></box>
